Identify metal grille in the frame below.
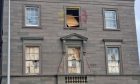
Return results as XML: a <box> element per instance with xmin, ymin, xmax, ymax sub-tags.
<box><xmin>65</xmin><ymin>76</ymin><xmax>87</xmax><ymax>84</ymax></box>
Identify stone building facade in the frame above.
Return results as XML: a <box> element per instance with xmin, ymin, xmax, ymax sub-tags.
<box><xmin>1</xmin><ymin>0</ymin><xmax>140</xmax><ymax>84</ymax></box>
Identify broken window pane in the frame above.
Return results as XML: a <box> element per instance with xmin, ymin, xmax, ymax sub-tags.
<box><xmin>107</xmin><ymin>47</ymin><xmax>120</xmax><ymax>74</ymax></box>
<box><xmin>25</xmin><ymin>46</ymin><xmax>40</xmax><ymax>74</ymax></box>
<box><xmin>25</xmin><ymin>61</ymin><xmax>39</xmax><ymax>74</ymax></box>
<box><xmin>67</xmin><ymin>47</ymin><xmax>81</xmax><ymax>74</ymax></box>
<box><xmin>66</xmin><ymin>7</ymin><xmax>80</xmax><ymax>28</ymax></box>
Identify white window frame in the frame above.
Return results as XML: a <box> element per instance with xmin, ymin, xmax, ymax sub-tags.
<box><xmin>103</xmin><ymin>9</ymin><xmax>119</xmax><ymax>30</ymax></box>
<box><xmin>106</xmin><ymin>46</ymin><xmax>121</xmax><ymax>75</ymax></box>
<box><xmin>25</xmin><ymin>5</ymin><xmax>40</xmax><ymax>27</ymax></box>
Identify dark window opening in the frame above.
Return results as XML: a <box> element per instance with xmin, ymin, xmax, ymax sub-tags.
<box><xmin>66</xmin><ymin>8</ymin><xmax>80</xmax><ymax>28</ymax></box>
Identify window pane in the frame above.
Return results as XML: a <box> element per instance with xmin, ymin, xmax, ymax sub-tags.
<box><xmin>68</xmin><ymin>48</ymin><xmax>80</xmax><ymax>60</ymax></box>
<box><xmin>25</xmin><ymin>47</ymin><xmax>39</xmax><ymax>60</ymax></box>
<box><xmin>67</xmin><ymin>47</ymin><xmax>81</xmax><ymax>74</ymax></box>
<box><xmin>29</xmin><ymin>54</ymin><xmax>39</xmax><ymax>60</ymax></box>
<box><xmin>105</xmin><ymin>19</ymin><xmax>117</xmax><ymax>29</ymax></box>
<box><xmin>107</xmin><ymin>48</ymin><xmax>119</xmax><ymax>61</ymax></box>
<box><xmin>25</xmin><ymin>6</ymin><xmax>39</xmax><ymax>26</ymax></box>
<box><xmin>30</xmin><ymin>47</ymin><xmax>39</xmax><ymax>54</ymax></box>
<box><xmin>25</xmin><ymin>47</ymin><xmax>30</xmax><ymax>53</ymax></box>
<box><xmin>105</xmin><ymin>11</ymin><xmax>116</xmax><ymax>19</ymax></box>
<box><xmin>68</xmin><ymin>60</ymin><xmax>81</xmax><ymax>74</ymax></box>
<box><xmin>107</xmin><ymin>47</ymin><xmax>120</xmax><ymax>74</ymax></box>
<box><xmin>25</xmin><ymin>61</ymin><xmax>39</xmax><ymax>74</ymax></box>
<box><xmin>66</xmin><ymin>8</ymin><xmax>80</xmax><ymax>28</ymax></box>
<box><xmin>108</xmin><ymin>66</ymin><xmax>120</xmax><ymax>74</ymax></box>
<box><xmin>104</xmin><ymin>10</ymin><xmax>117</xmax><ymax>29</ymax></box>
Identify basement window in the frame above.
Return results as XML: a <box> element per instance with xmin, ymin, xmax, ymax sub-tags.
<box><xmin>66</xmin><ymin>7</ymin><xmax>80</xmax><ymax>28</ymax></box>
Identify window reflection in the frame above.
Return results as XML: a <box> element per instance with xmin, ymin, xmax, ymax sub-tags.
<box><xmin>107</xmin><ymin>47</ymin><xmax>120</xmax><ymax>74</ymax></box>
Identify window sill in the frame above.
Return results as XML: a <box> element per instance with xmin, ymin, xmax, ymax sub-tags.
<box><xmin>103</xmin><ymin>29</ymin><xmax>120</xmax><ymax>31</ymax></box>
<box><xmin>22</xmin><ymin>26</ymin><xmax>42</xmax><ymax>29</ymax></box>
<box><xmin>106</xmin><ymin>73</ymin><xmax>121</xmax><ymax>75</ymax></box>
<box><xmin>64</xmin><ymin>27</ymin><xmax>86</xmax><ymax>30</ymax></box>
<box><xmin>24</xmin><ymin>73</ymin><xmax>40</xmax><ymax>76</ymax></box>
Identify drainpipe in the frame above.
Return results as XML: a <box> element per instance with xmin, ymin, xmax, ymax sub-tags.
<box><xmin>7</xmin><ymin>0</ymin><xmax>11</xmax><ymax>84</ymax></box>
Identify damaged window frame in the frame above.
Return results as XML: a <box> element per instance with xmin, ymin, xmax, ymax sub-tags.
<box><xmin>67</xmin><ymin>47</ymin><xmax>82</xmax><ymax>74</ymax></box>
<box><xmin>24</xmin><ymin>46</ymin><xmax>40</xmax><ymax>75</ymax></box>
<box><xmin>64</xmin><ymin>6</ymin><xmax>81</xmax><ymax>29</ymax></box>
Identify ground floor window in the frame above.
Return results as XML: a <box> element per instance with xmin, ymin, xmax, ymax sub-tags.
<box><xmin>67</xmin><ymin>47</ymin><xmax>81</xmax><ymax>74</ymax></box>
<box><xmin>106</xmin><ymin>47</ymin><xmax>120</xmax><ymax>74</ymax></box>
<box><xmin>25</xmin><ymin>46</ymin><xmax>40</xmax><ymax>74</ymax></box>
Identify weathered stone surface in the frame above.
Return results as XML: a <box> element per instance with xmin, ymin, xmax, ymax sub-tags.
<box><xmin>1</xmin><ymin>0</ymin><xmax>140</xmax><ymax>84</ymax></box>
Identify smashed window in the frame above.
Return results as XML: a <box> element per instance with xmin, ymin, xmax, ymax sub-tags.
<box><xmin>107</xmin><ymin>47</ymin><xmax>120</xmax><ymax>74</ymax></box>
<box><xmin>25</xmin><ymin>46</ymin><xmax>39</xmax><ymax>74</ymax></box>
<box><xmin>67</xmin><ymin>47</ymin><xmax>81</xmax><ymax>74</ymax></box>
<box><xmin>66</xmin><ymin>7</ymin><xmax>80</xmax><ymax>28</ymax></box>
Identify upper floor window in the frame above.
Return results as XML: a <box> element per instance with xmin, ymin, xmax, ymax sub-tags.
<box><xmin>25</xmin><ymin>46</ymin><xmax>40</xmax><ymax>74</ymax></box>
<box><xmin>65</xmin><ymin>7</ymin><xmax>80</xmax><ymax>28</ymax></box>
<box><xmin>25</xmin><ymin>6</ymin><xmax>40</xmax><ymax>27</ymax></box>
<box><xmin>104</xmin><ymin>10</ymin><xmax>118</xmax><ymax>30</ymax></box>
<box><xmin>106</xmin><ymin>47</ymin><xmax>120</xmax><ymax>74</ymax></box>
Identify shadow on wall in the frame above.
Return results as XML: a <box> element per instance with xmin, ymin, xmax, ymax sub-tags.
<box><xmin>0</xmin><ymin>0</ymin><xmax>4</xmax><ymax>83</ymax></box>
